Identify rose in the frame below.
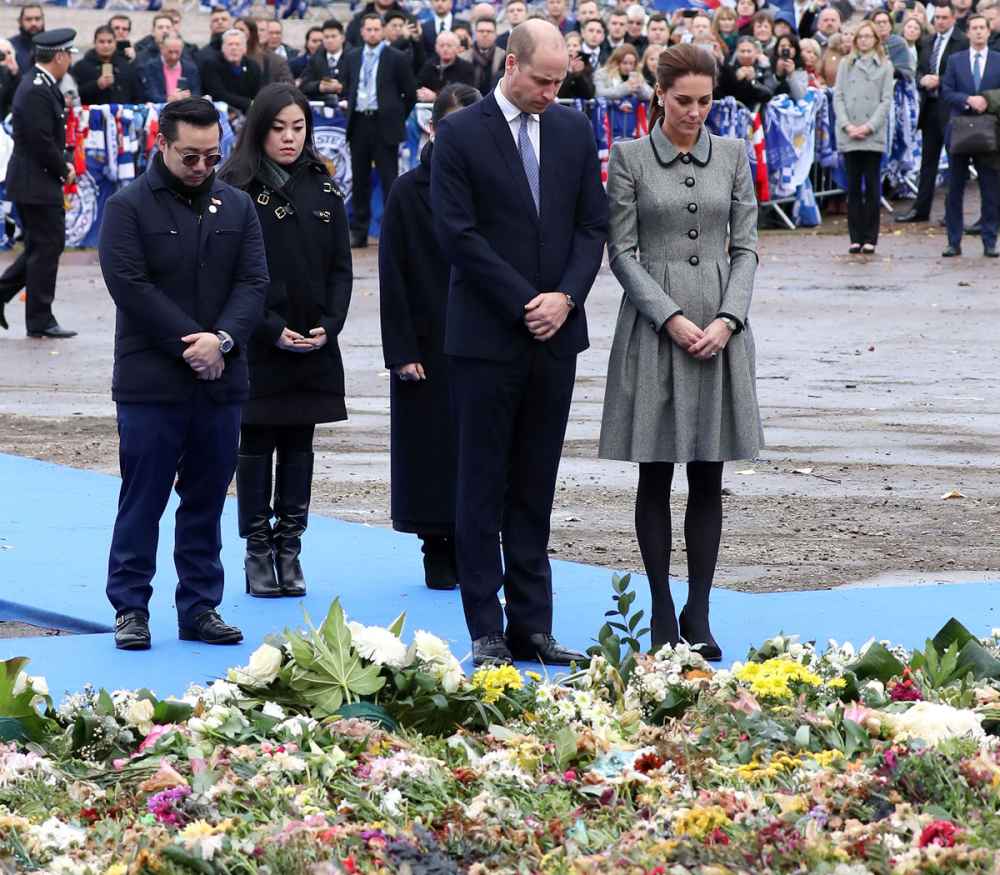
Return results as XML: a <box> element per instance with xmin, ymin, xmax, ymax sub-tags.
<box><xmin>124</xmin><ymin>698</ymin><xmax>155</xmax><ymax>735</ymax></box>
<box><xmin>918</xmin><ymin>819</ymin><xmax>959</xmax><ymax>848</ymax></box>
<box><xmin>229</xmin><ymin>643</ymin><xmax>283</xmax><ymax>686</ymax></box>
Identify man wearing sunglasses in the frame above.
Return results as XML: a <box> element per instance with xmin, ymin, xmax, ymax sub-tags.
<box><xmin>98</xmin><ymin>97</ymin><xmax>269</xmax><ymax>652</ymax></box>
<box><xmin>0</xmin><ymin>28</ymin><xmax>78</xmax><ymax>338</ymax></box>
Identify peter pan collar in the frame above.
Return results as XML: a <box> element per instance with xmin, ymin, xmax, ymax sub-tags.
<box><xmin>650</xmin><ymin>122</ymin><xmax>712</xmax><ymax>168</ymax></box>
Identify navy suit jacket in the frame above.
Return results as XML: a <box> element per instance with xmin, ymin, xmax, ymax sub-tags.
<box><xmin>431</xmin><ymin>93</ymin><xmax>608</xmax><ymax>361</ymax></box>
<box><xmin>98</xmin><ymin>158</ymin><xmax>268</xmax><ymax>404</ymax></box>
<box><xmin>941</xmin><ymin>47</ymin><xmax>1000</xmax><ymax>118</ymax></box>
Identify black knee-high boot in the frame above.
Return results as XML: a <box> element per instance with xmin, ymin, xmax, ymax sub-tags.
<box><xmin>237</xmin><ymin>453</ymin><xmax>282</xmax><ymax>598</ymax></box>
<box><xmin>678</xmin><ymin>461</ymin><xmax>723</xmax><ymax>661</ymax></box>
<box><xmin>635</xmin><ymin>462</ymin><xmax>679</xmax><ymax>651</ymax></box>
<box><xmin>273</xmin><ymin>450</ymin><xmax>312</xmax><ymax>597</ymax></box>
<box><xmin>420</xmin><ymin>534</ymin><xmax>458</xmax><ymax>590</ymax></box>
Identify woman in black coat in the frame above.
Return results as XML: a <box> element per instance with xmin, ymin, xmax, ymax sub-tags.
<box><xmin>378</xmin><ymin>83</ymin><xmax>481</xmax><ymax>590</ymax></box>
<box><xmin>72</xmin><ymin>25</ymin><xmax>145</xmax><ymax>105</ymax></box>
<box><xmin>219</xmin><ymin>83</ymin><xmax>352</xmax><ymax>598</ymax></box>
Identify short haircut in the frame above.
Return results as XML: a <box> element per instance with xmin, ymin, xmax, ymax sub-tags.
<box><xmin>476</xmin><ymin>16</ymin><xmax>497</xmax><ymax>28</ymax></box>
<box><xmin>934</xmin><ymin>2</ymin><xmax>956</xmax><ymax>13</ymax></box>
<box><xmin>384</xmin><ymin>10</ymin><xmax>407</xmax><ymax>23</ymax></box>
<box><xmin>752</xmin><ymin>10</ymin><xmax>774</xmax><ymax>24</ymax></box>
<box><xmin>210</xmin><ymin>5</ymin><xmax>228</xmax><ymax>13</ymax></box>
<box><xmin>18</xmin><ymin>5</ymin><xmax>42</xmax><ymax>22</ymax></box>
<box><xmin>507</xmin><ymin>21</ymin><xmax>564</xmax><ymax>64</ymax></box>
<box><xmin>648</xmin><ymin>13</ymin><xmax>668</xmax><ymax>25</ymax></box>
<box><xmin>222</xmin><ymin>28</ymin><xmax>246</xmax><ymax>43</ymax></box>
<box><xmin>35</xmin><ymin>48</ymin><xmax>59</xmax><ymax>64</ymax></box>
<box><xmin>159</xmin><ymin>97</ymin><xmax>221</xmax><ymax>142</ymax></box>
<box><xmin>361</xmin><ymin>12</ymin><xmax>382</xmax><ymax>26</ymax></box>
<box><xmin>584</xmin><ymin>17</ymin><xmax>607</xmax><ymax>32</ymax></box>
<box><xmin>94</xmin><ymin>24</ymin><xmax>115</xmax><ymax>41</ymax></box>
<box><xmin>153</xmin><ymin>13</ymin><xmax>173</xmax><ymax>28</ymax></box>
<box><xmin>108</xmin><ymin>14</ymin><xmax>132</xmax><ymax>29</ymax></box>
<box><xmin>321</xmin><ymin>18</ymin><xmax>344</xmax><ymax>33</ymax></box>
<box><xmin>966</xmin><ymin>12</ymin><xmax>988</xmax><ymax>26</ymax></box>
<box><xmin>609</xmin><ymin>7</ymin><xmax>628</xmax><ymax>18</ymax></box>
<box><xmin>506</xmin><ymin>0</ymin><xmax>526</xmax><ymax>7</ymax></box>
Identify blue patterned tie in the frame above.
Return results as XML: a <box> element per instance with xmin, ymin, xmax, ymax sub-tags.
<box><xmin>361</xmin><ymin>49</ymin><xmax>376</xmax><ymax>108</ymax></box>
<box><xmin>972</xmin><ymin>52</ymin><xmax>983</xmax><ymax>92</ymax></box>
<box><xmin>518</xmin><ymin>112</ymin><xmax>540</xmax><ymax>214</ymax></box>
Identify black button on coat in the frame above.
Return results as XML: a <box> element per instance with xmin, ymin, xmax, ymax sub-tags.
<box><xmin>378</xmin><ymin>143</ymin><xmax>455</xmax><ymax>534</ymax></box>
<box><xmin>242</xmin><ymin>162</ymin><xmax>353</xmax><ymax>423</ymax></box>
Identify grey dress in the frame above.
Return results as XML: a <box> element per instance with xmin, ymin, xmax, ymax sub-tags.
<box><xmin>598</xmin><ymin>124</ymin><xmax>764</xmax><ymax>463</ymax></box>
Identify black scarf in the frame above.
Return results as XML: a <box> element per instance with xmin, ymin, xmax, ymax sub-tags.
<box><xmin>155</xmin><ymin>152</ymin><xmax>215</xmax><ymax>214</ymax></box>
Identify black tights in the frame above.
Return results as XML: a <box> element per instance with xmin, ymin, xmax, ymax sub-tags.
<box><xmin>240</xmin><ymin>424</ymin><xmax>315</xmax><ymax>457</ymax></box>
<box><xmin>635</xmin><ymin>461</ymin><xmax>723</xmax><ymax>648</ymax></box>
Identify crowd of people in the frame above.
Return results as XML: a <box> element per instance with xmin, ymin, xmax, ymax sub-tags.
<box><xmin>0</xmin><ymin>1</ymin><xmax>998</xmax><ymax>665</ymax></box>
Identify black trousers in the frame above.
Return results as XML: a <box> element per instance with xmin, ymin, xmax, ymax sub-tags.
<box><xmin>0</xmin><ymin>202</ymin><xmax>65</xmax><ymax>333</ymax></box>
<box><xmin>843</xmin><ymin>150</ymin><xmax>883</xmax><ymax>245</ymax></box>
<box><xmin>348</xmin><ymin>114</ymin><xmax>398</xmax><ymax>237</ymax></box>
<box><xmin>106</xmin><ymin>386</ymin><xmax>241</xmax><ymax>626</ymax></box>
<box><xmin>912</xmin><ymin>112</ymin><xmax>946</xmax><ymax>218</ymax></box>
<box><xmin>449</xmin><ymin>346</ymin><xmax>576</xmax><ymax>641</ymax></box>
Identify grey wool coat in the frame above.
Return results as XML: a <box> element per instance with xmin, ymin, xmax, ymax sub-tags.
<box><xmin>598</xmin><ymin>124</ymin><xmax>764</xmax><ymax>463</ymax></box>
<box><xmin>833</xmin><ymin>53</ymin><xmax>894</xmax><ymax>154</ymax></box>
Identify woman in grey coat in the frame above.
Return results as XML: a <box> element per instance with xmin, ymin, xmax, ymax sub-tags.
<box><xmin>599</xmin><ymin>44</ymin><xmax>763</xmax><ymax>660</ymax></box>
<box><xmin>833</xmin><ymin>21</ymin><xmax>894</xmax><ymax>254</ymax></box>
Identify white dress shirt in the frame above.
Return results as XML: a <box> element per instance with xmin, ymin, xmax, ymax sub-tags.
<box><xmin>968</xmin><ymin>46</ymin><xmax>988</xmax><ymax>81</ymax></box>
<box><xmin>494</xmin><ymin>80</ymin><xmax>540</xmax><ymax>163</ymax></box>
<box><xmin>434</xmin><ymin>13</ymin><xmax>453</xmax><ymax>34</ymax></box>
<box><xmin>932</xmin><ymin>28</ymin><xmax>954</xmax><ymax>75</ymax></box>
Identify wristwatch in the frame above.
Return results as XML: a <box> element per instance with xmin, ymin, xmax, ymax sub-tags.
<box><xmin>564</xmin><ymin>293</ymin><xmax>576</xmax><ymax>310</ymax></box>
<box><xmin>718</xmin><ymin>315</ymin><xmax>739</xmax><ymax>333</ymax></box>
<box><xmin>216</xmin><ymin>331</ymin><xmax>234</xmax><ymax>354</ymax></box>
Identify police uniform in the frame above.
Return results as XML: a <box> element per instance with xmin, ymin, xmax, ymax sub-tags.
<box><xmin>0</xmin><ymin>29</ymin><xmax>77</xmax><ymax>338</ymax></box>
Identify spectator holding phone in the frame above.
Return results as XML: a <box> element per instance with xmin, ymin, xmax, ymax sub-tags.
<box><xmin>595</xmin><ymin>43</ymin><xmax>652</xmax><ymax>101</ymax></box>
<box><xmin>109</xmin><ymin>14</ymin><xmax>136</xmax><ymax>63</ymax></box>
<box><xmin>385</xmin><ymin>12</ymin><xmax>427</xmax><ymax>76</ymax></box>
<box><xmin>560</xmin><ymin>31</ymin><xmax>597</xmax><ymax>98</ymax></box>
<box><xmin>300</xmin><ymin>19</ymin><xmax>345</xmax><ymax>107</ymax></box>
<box><xmin>771</xmin><ymin>33</ymin><xmax>809</xmax><ymax>99</ymax></box>
<box><xmin>141</xmin><ymin>34</ymin><xmax>201</xmax><ymax>103</ymax></box>
<box><xmin>74</xmin><ymin>25</ymin><xmax>145</xmax><ymax>105</ymax></box>
<box><xmin>0</xmin><ymin>38</ymin><xmax>21</xmax><ymax>119</ymax></box>
<box><xmin>290</xmin><ymin>26</ymin><xmax>323</xmax><ymax>81</ymax></box>
<box><xmin>717</xmin><ymin>36</ymin><xmax>777</xmax><ymax>104</ymax></box>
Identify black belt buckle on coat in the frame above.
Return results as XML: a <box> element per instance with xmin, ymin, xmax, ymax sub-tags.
<box><xmin>313</xmin><ymin>209</ymin><xmax>331</xmax><ymax>222</ymax></box>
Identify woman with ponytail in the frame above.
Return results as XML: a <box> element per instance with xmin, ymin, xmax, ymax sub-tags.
<box><xmin>599</xmin><ymin>44</ymin><xmax>763</xmax><ymax>661</ymax></box>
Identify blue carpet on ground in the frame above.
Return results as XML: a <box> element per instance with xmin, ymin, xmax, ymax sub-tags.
<box><xmin>1</xmin><ymin>452</ymin><xmax>998</xmax><ymax>701</ymax></box>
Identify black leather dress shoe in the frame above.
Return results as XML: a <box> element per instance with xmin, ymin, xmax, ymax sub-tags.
<box><xmin>27</xmin><ymin>323</ymin><xmax>77</xmax><ymax>339</ymax></box>
<box><xmin>178</xmin><ymin>609</ymin><xmax>243</xmax><ymax>644</ymax></box>
<box><xmin>507</xmin><ymin>633</ymin><xmax>588</xmax><ymax>666</ymax></box>
<box><xmin>942</xmin><ymin>245</ymin><xmax>962</xmax><ymax>257</ymax></box>
<box><xmin>678</xmin><ymin>608</ymin><xmax>722</xmax><ymax>662</ymax></box>
<box><xmin>115</xmin><ymin>610</ymin><xmax>151</xmax><ymax>651</ymax></box>
<box><xmin>967</xmin><ymin>219</ymin><xmax>982</xmax><ymax>236</ymax></box>
<box><xmin>472</xmin><ymin>634</ymin><xmax>513</xmax><ymax>666</ymax></box>
<box><xmin>894</xmin><ymin>209</ymin><xmax>928</xmax><ymax>224</ymax></box>
<box><xmin>985</xmin><ymin>245</ymin><xmax>999</xmax><ymax>258</ymax></box>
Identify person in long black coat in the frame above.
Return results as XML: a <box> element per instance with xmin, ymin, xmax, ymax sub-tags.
<box><xmin>219</xmin><ymin>83</ymin><xmax>353</xmax><ymax>598</ymax></box>
<box><xmin>72</xmin><ymin>27</ymin><xmax>145</xmax><ymax>105</ymax></box>
<box><xmin>378</xmin><ymin>83</ymin><xmax>481</xmax><ymax>591</ymax></box>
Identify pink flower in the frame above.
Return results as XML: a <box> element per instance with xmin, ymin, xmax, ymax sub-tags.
<box><xmin>844</xmin><ymin>703</ymin><xmax>870</xmax><ymax>725</ymax></box>
<box><xmin>138</xmin><ymin>723</ymin><xmax>176</xmax><ymax>754</ymax></box>
<box><xmin>563</xmin><ymin>770</ymin><xmax>577</xmax><ymax>783</ymax></box>
<box><xmin>919</xmin><ymin>820</ymin><xmax>959</xmax><ymax>848</ymax></box>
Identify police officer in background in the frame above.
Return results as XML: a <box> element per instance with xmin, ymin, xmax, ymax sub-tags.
<box><xmin>0</xmin><ymin>29</ymin><xmax>78</xmax><ymax>338</ymax></box>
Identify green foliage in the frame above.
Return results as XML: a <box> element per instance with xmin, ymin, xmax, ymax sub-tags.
<box><xmin>587</xmin><ymin>574</ymin><xmax>648</xmax><ymax>692</ymax></box>
<box><xmin>284</xmin><ymin>599</ymin><xmax>386</xmax><ymax>718</ymax></box>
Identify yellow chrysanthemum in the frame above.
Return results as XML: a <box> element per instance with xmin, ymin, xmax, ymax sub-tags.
<box><xmin>104</xmin><ymin>865</ymin><xmax>128</xmax><ymax>875</ymax></box>
<box><xmin>672</xmin><ymin>805</ymin><xmax>731</xmax><ymax>840</ymax></box>
<box><xmin>472</xmin><ymin>665</ymin><xmax>524</xmax><ymax>704</ymax></box>
<box><xmin>734</xmin><ymin>658</ymin><xmax>823</xmax><ymax>700</ymax></box>
<box><xmin>809</xmin><ymin>749</ymin><xmax>845</xmax><ymax>769</ymax></box>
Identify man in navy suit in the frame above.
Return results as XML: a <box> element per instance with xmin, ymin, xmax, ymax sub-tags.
<box><xmin>432</xmin><ymin>20</ymin><xmax>608</xmax><ymax>667</ymax></box>
<box><xmin>421</xmin><ymin>0</ymin><xmax>469</xmax><ymax>58</ymax></box>
<box><xmin>941</xmin><ymin>14</ymin><xmax>1000</xmax><ymax>257</ymax></box>
<box><xmin>98</xmin><ymin>98</ymin><xmax>268</xmax><ymax>651</ymax></box>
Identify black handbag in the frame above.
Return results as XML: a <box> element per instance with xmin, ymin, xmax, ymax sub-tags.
<box><xmin>949</xmin><ymin>113</ymin><xmax>1000</xmax><ymax>155</ymax></box>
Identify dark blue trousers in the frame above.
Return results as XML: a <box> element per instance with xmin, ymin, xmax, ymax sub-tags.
<box><xmin>946</xmin><ymin>152</ymin><xmax>1000</xmax><ymax>250</ymax></box>
<box><xmin>106</xmin><ymin>386</ymin><xmax>241</xmax><ymax>627</ymax></box>
<box><xmin>449</xmin><ymin>345</ymin><xmax>576</xmax><ymax>641</ymax></box>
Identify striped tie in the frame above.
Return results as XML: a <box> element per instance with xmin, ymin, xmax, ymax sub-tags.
<box><xmin>518</xmin><ymin>112</ymin><xmax>540</xmax><ymax>214</ymax></box>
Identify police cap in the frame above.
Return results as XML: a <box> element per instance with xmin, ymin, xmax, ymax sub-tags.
<box><xmin>32</xmin><ymin>28</ymin><xmax>78</xmax><ymax>53</ymax></box>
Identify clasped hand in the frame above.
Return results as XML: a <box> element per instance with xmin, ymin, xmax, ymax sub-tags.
<box><xmin>524</xmin><ymin>292</ymin><xmax>571</xmax><ymax>342</ymax></box>
<box><xmin>276</xmin><ymin>326</ymin><xmax>328</xmax><ymax>353</ymax></box>
<box><xmin>665</xmin><ymin>315</ymin><xmax>733</xmax><ymax>360</ymax></box>
<box><xmin>181</xmin><ymin>332</ymin><xmax>225</xmax><ymax>381</ymax></box>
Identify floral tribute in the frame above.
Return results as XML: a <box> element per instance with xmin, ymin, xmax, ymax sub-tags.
<box><xmin>4</xmin><ymin>581</ymin><xmax>1000</xmax><ymax>873</ymax></box>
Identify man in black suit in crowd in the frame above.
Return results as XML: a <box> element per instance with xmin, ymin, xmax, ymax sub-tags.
<box><xmin>496</xmin><ymin>0</ymin><xmax>528</xmax><ymax>51</ymax></box>
<box><xmin>461</xmin><ymin>16</ymin><xmax>505</xmax><ymax>93</ymax></box>
<box><xmin>422</xmin><ymin>0</ymin><xmax>470</xmax><ymax>57</ymax></box>
<box><xmin>384</xmin><ymin>11</ymin><xmax>427</xmax><ymax>75</ymax></box>
<box><xmin>432</xmin><ymin>20</ymin><xmax>608</xmax><ymax>667</ymax></box>
<box><xmin>346</xmin><ymin>0</ymin><xmax>407</xmax><ymax>48</ymax></box>
<box><xmin>98</xmin><ymin>98</ymin><xmax>268</xmax><ymax>651</ymax></box>
<box><xmin>897</xmin><ymin>3</ymin><xmax>968</xmax><ymax>223</ymax></box>
<box><xmin>196</xmin><ymin>6</ymin><xmax>233</xmax><ymax>69</ymax></box>
<box><xmin>0</xmin><ymin>29</ymin><xmax>78</xmax><ymax>339</ymax></box>
<box><xmin>300</xmin><ymin>18</ymin><xmax>347</xmax><ymax>105</ymax></box>
<box><xmin>339</xmin><ymin>13</ymin><xmax>417</xmax><ymax>248</ymax></box>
